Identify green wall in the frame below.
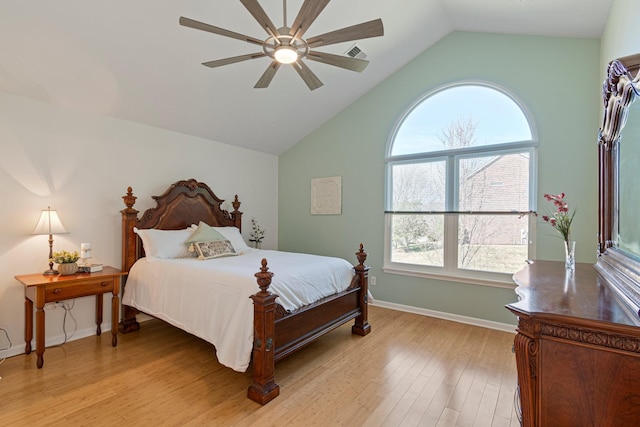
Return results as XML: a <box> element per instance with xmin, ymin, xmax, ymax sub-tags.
<box><xmin>601</xmin><ymin>0</ymin><xmax>640</xmax><ymax>68</ymax></box>
<box><xmin>278</xmin><ymin>32</ymin><xmax>601</xmax><ymax>324</ymax></box>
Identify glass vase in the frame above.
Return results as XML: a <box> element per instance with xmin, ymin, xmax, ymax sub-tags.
<box><xmin>564</xmin><ymin>240</ymin><xmax>576</xmax><ymax>270</ymax></box>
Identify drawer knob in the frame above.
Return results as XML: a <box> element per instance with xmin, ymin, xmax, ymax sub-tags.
<box><xmin>101</xmin><ymin>281</ymin><xmax>109</xmax><ymax>287</ymax></box>
<box><xmin>54</xmin><ymin>288</ymin><xmax>61</xmax><ymax>294</ymax></box>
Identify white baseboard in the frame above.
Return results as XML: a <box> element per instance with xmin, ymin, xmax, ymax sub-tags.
<box><xmin>371</xmin><ymin>299</ymin><xmax>516</xmax><ymax>333</ymax></box>
<box><xmin>2</xmin><ymin>323</ymin><xmax>113</xmax><ymax>359</ymax></box>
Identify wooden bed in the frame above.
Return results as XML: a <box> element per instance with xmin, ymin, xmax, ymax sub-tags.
<box><xmin>119</xmin><ymin>178</ymin><xmax>371</xmax><ymax>404</ymax></box>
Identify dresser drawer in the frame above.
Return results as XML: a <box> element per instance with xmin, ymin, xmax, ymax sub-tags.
<box><xmin>45</xmin><ymin>278</ymin><xmax>115</xmax><ymax>302</ymax></box>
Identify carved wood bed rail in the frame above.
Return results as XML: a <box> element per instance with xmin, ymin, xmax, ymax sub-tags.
<box><xmin>119</xmin><ymin>179</ymin><xmax>371</xmax><ymax>405</ymax></box>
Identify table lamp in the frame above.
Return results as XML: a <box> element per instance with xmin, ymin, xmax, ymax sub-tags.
<box><xmin>32</xmin><ymin>207</ymin><xmax>68</xmax><ymax>275</ymax></box>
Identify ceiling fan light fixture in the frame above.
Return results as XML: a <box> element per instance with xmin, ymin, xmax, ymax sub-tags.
<box><xmin>274</xmin><ymin>46</ymin><xmax>298</xmax><ymax>64</ymax></box>
<box><xmin>179</xmin><ymin>1</ymin><xmax>384</xmax><ymax>89</ymax></box>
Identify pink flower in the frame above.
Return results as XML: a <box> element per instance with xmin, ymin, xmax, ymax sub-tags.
<box><xmin>540</xmin><ymin>192</ymin><xmax>575</xmax><ymax>242</ymax></box>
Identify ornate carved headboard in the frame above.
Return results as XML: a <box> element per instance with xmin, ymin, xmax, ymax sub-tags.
<box><xmin>121</xmin><ymin>178</ymin><xmax>242</xmax><ymax>272</ymax></box>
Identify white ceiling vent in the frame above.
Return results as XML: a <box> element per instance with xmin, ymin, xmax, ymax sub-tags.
<box><xmin>345</xmin><ymin>44</ymin><xmax>367</xmax><ymax>60</ymax></box>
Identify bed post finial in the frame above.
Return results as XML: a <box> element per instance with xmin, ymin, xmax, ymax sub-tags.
<box><xmin>356</xmin><ymin>243</ymin><xmax>367</xmax><ymax>266</ymax></box>
<box><xmin>231</xmin><ymin>194</ymin><xmax>243</xmax><ymax>232</ymax></box>
<box><xmin>123</xmin><ymin>187</ymin><xmax>137</xmax><ymax>209</ymax></box>
<box><xmin>232</xmin><ymin>195</ymin><xmax>241</xmax><ymax>212</ymax></box>
<box><xmin>249</xmin><ymin>258</ymin><xmax>280</xmax><ymax>404</ymax></box>
<box><xmin>352</xmin><ymin>243</ymin><xmax>371</xmax><ymax>337</ymax></box>
<box><xmin>121</xmin><ymin>186</ymin><xmax>140</xmax><ymax>273</ymax></box>
<box><xmin>255</xmin><ymin>258</ymin><xmax>273</xmax><ymax>294</ymax></box>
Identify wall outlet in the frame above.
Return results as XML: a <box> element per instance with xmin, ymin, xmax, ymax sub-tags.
<box><xmin>370</xmin><ymin>276</ymin><xmax>377</xmax><ymax>286</ymax></box>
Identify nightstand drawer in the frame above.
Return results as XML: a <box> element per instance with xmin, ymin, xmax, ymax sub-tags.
<box><xmin>45</xmin><ymin>278</ymin><xmax>115</xmax><ymax>302</ymax></box>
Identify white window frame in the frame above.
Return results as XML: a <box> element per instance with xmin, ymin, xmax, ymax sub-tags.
<box><xmin>383</xmin><ymin>81</ymin><xmax>538</xmax><ymax>287</ymax></box>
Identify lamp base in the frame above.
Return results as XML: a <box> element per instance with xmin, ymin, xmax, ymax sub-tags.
<box><xmin>43</xmin><ymin>258</ymin><xmax>58</xmax><ymax>276</ymax></box>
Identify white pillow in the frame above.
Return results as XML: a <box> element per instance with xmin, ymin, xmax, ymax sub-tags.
<box><xmin>134</xmin><ymin>225</ymin><xmax>197</xmax><ymax>261</ymax></box>
<box><xmin>213</xmin><ymin>226</ymin><xmax>251</xmax><ymax>253</ymax></box>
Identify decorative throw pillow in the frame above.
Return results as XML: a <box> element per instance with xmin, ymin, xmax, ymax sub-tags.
<box><xmin>194</xmin><ymin>240</ymin><xmax>237</xmax><ymax>260</ymax></box>
<box><xmin>184</xmin><ymin>222</ymin><xmax>250</xmax><ymax>254</ymax></box>
<box><xmin>185</xmin><ymin>221</ymin><xmax>227</xmax><ymax>245</ymax></box>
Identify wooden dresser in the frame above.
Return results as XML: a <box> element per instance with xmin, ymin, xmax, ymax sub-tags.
<box><xmin>506</xmin><ymin>260</ymin><xmax>640</xmax><ymax>426</ymax></box>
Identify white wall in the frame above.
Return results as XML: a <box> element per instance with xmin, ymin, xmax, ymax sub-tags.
<box><xmin>0</xmin><ymin>92</ymin><xmax>278</xmax><ymax>357</ymax></box>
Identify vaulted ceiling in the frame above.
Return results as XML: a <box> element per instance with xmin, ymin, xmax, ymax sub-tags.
<box><xmin>0</xmin><ymin>0</ymin><xmax>613</xmax><ymax>155</ymax></box>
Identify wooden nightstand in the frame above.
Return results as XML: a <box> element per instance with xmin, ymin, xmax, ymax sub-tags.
<box><xmin>15</xmin><ymin>266</ymin><xmax>126</xmax><ymax>368</ymax></box>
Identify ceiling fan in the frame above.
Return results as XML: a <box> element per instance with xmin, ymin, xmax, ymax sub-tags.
<box><xmin>179</xmin><ymin>0</ymin><xmax>384</xmax><ymax>90</ymax></box>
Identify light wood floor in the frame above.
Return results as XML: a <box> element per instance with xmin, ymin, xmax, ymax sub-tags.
<box><xmin>0</xmin><ymin>306</ymin><xmax>519</xmax><ymax>426</ymax></box>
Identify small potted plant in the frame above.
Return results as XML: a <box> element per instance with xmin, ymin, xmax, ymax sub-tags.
<box><xmin>249</xmin><ymin>217</ymin><xmax>265</xmax><ymax>249</ymax></box>
<box><xmin>51</xmin><ymin>250</ymin><xmax>80</xmax><ymax>275</ymax></box>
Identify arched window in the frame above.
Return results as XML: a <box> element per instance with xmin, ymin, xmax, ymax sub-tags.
<box><xmin>384</xmin><ymin>82</ymin><xmax>537</xmax><ymax>284</ymax></box>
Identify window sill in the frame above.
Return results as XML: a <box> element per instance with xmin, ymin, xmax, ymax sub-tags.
<box><xmin>382</xmin><ymin>265</ymin><xmax>517</xmax><ymax>289</ymax></box>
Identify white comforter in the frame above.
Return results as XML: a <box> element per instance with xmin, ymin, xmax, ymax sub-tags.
<box><xmin>122</xmin><ymin>249</ymin><xmax>355</xmax><ymax>372</ymax></box>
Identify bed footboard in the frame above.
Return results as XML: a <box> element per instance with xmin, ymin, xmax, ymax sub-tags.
<box><xmin>248</xmin><ymin>259</ymin><xmax>280</xmax><ymax>404</ymax></box>
<box><xmin>248</xmin><ymin>244</ymin><xmax>370</xmax><ymax>405</ymax></box>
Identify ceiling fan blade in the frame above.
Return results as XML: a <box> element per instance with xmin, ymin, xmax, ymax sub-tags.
<box><xmin>239</xmin><ymin>0</ymin><xmax>279</xmax><ymax>37</ymax></box>
<box><xmin>289</xmin><ymin>0</ymin><xmax>330</xmax><ymax>39</ymax></box>
<box><xmin>255</xmin><ymin>61</ymin><xmax>281</xmax><ymax>88</ymax></box>
<box><xmin>202</xmin><ymin>52</ymin><xmax>266</xmax><ymax>68</ymax></box>
<box><xmin>306</xmin><ymin>51</ymin><xmax>369</xmax><ymax>72</ymax></box>
<box><xmin>292</xmin><ymin>60</ymin><xmax>323</xmax><ymax>90</ymax></box>
<box><xmin>306</xmin><ymin>18</ymin><xmax>384</xmax><ymax>48</ymax></box>
<box><xmin>179</xmin><ymin>16</ymin><xmax>264</xmax><ymax>46</ymax></box>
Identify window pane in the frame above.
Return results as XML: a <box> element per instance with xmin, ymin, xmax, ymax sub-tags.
<box><xmin>458</xmin><ymin>214</ymin><xmax>528</xmax><ymax>273</ymax></box>
<box><xmin>392</xmin><ymin>85</ymin><xmax>532</xmax><ymax>156</ymax></box>
<box><xmin>459</xmin><ymin>152</ymin><xmax>530</xmax><ymax>211</ymax></box>
<box><xmin>391</xmin><ymin>161</ymin><xmax>445</xmax><ymax>211</ymax></box>
<box><xmin>391</xmin><ymin>214</ymin><xmax>444</xmax><ymax>267</ymax></box>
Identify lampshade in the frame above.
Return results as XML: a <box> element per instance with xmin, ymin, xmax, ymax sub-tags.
<box><xmin>274</xmin><ymin>46</ymin><xmax>298</xmax><ymax>64</ymax></box>
<box><xmin>32</xmin><ymin>207</ymin><xmax>67</xmax><ymax>235</ymax></box>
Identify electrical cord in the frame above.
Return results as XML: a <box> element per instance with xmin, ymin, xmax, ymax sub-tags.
<box><xmin>59</xmin><ymin>300</ymin><xmax>77</xmax><ymax>345</ymax></box>
<box><xmin>0</xmin><ymin>301</ymin><xmax>80</xmax><ymax>365</ymax></box>
<box><xmin>46</xmin><ymin>300</ymin><xmax>78</xmax><ymax>349</ymax></box>
<box><xmin>0</xmin><ymin>327</ymin><xmax>11</xmax><ymax>369</ymax></box>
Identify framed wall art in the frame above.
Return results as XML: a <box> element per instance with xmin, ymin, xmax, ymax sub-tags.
<box><xmin>311</xmin><ymin>176</ymin><xmax>342</xmax><ymax>215</ymax></box>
